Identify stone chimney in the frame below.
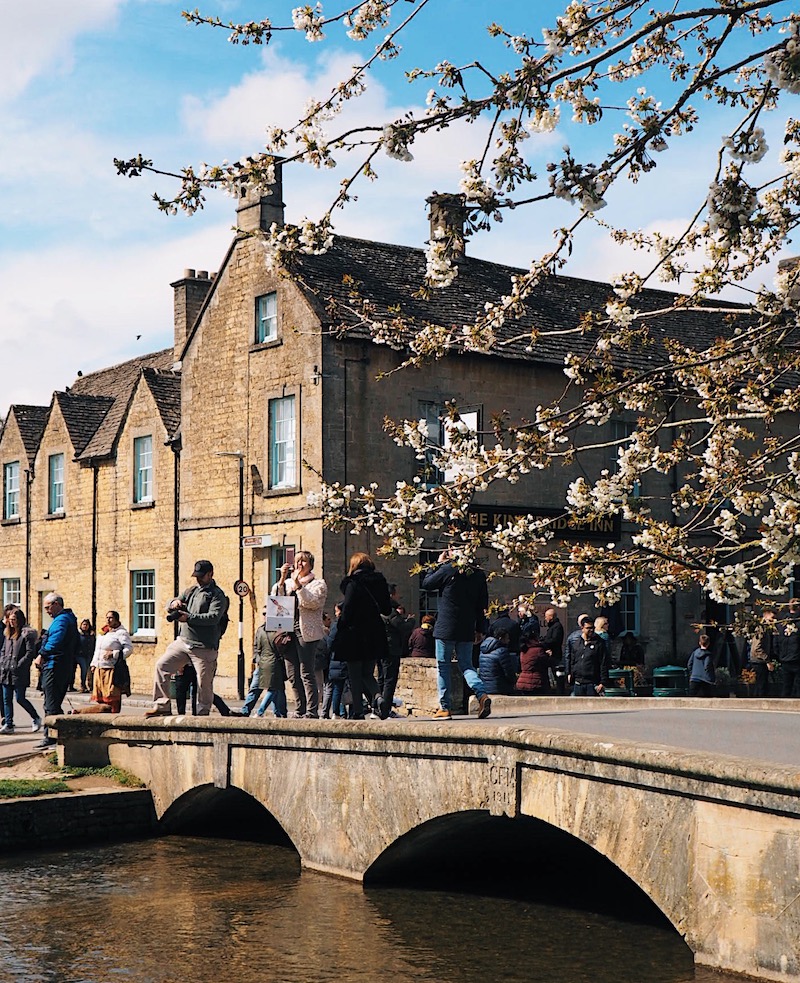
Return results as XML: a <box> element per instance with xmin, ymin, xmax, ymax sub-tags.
<box><xmin>236</xmin><ymin>159</ymin><xmax>285</xmax><ymax>233</ymax></box>
<box><xmin>778</xmin><ymin>257</ymin><xmax>800</xmax><ymax>300</ymax></box>
<box><xmin>170</xmin><ymin>269</ymin><xmax>213</xmax><ymax>359</ymax></box>
<box><xmin>427</xmin><ymin>192</ymin><xmax>468</xmax><ymax>261</ymax></box>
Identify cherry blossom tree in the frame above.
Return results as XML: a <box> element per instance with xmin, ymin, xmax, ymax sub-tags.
<box><xmin>117</xmin><ymin>1</ymin><xmax>800</xmax><ymax>613</ymax></box>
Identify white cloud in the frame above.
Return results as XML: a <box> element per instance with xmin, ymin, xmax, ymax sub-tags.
<box><xmin>0</xmin><ymin>221</ymin><xmax>228</xmax><ymax>414</ymax></box>
<box><xmin>0</xmin><ymin>0</ymin><xmax>123</xmax><ymax>103</ymax></box>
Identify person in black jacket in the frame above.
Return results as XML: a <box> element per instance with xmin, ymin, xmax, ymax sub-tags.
<box><xmin>421</xmin><ymin>549</ymin><xmax>492</xmax><ymax>720</ymax></box>
<box><xmin>781</xmin><ymin>598</ymin><xmax>800</xmax><ymax>697</ymax></box>
<box><xmin>540</xmin><ymin>607</ymin><xmax>565</xmax><ymax>691</ymax></box>
<box><xmin>332</xmin><ymin>552</ymin><xmax>392</xmax><ymax>719</ymax></box>
<box><xmin>566</xmin><ymin>619</ymin><xmax>610</xmax><ymax>696</ymax></box>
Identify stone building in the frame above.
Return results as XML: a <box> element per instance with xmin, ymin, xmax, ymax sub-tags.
<box><xmin>0</xmin><ymin>173</ymin><xmax>753</xmax><ymax>694</ymax></box>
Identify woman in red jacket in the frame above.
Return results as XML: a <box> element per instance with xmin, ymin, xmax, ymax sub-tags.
<box><xmin>515</xmin><ymin>637</ymin><xmax>553</xmax><ymax>695</ymax></box>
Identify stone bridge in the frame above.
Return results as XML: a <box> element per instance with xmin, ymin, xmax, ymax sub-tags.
<box><xmin>53</xmin><ymin>713</ymin><xmax>800</xmax><ymax>983</ymax></box>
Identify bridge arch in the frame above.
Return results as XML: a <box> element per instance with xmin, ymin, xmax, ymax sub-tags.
<box><xmin>365</xmin><ymin>810</ymin><xmax>678</xmax><ymax>932</ymax></box>
<box><xmin>159</xmin><ymin>782</ymin><xmax>299</xmax><ymax>854</ymax></box>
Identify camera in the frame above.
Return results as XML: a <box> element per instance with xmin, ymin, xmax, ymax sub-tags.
<box><xmin>166</xmin><ymin>602</ymin><xmax>186</xmax><ymax>623</ymax></box>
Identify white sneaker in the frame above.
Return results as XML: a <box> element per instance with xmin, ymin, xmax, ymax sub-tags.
<box><xmin>0</xmin><ymin>724</ymin><xmax>15</xmax><ymax>734</ymax></box>
<box><xmin>31</xmin><ymin>717</ymin><xmax>42</xmax><ymax>733</ymax></box>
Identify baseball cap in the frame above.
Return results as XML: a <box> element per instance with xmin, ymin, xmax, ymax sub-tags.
<box><xmin>193</xmin><ymin>560</ymin><xmax>214</xmax><ymax>577</ymax></box>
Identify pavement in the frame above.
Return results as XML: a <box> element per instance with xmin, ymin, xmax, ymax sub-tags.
<box><xmin>2</xmin><ymin>690</ymin><xmax>799</xmax><ymax>772</ymax></box>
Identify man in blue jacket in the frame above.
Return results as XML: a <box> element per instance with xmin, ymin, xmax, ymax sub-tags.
<box><xmin>421</xmin><ymin>549</ymin><xmax>492</xmax><ymax>720</ymax></box>
<box><xmin>33</xmin><ymin>592</ymin><xmax>79</xmax><ymax>749</ymax></box>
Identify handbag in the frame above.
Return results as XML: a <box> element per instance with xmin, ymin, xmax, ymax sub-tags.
<box><xmin>112</xmin><ymin>655</ymin><xmax>131</xmax><ymax>696</ymax></box>
<box><xmin>273</xmin><ymin>631</ymin><xmax>295</xmax><ymax>654</ymax></box>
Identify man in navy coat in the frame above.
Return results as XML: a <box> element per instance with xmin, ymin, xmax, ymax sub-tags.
<box><xmin>422</xmin><ymin>549</ymin><xmax>492</xmax><ymax>720</ymax></box>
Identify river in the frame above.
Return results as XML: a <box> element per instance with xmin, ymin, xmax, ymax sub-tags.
<box><xmin>0</xmin><ymin>837</ymin><xmax>736</xmax><ymax>983</ymax></box>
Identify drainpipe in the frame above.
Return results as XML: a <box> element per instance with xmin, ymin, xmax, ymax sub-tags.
<box><xmin>91</xmin><ymin>463</ymin><xmax>98</xmax><ymax>628</ymax></box>
<box><xmin>668</xmin><ymin>394</ymin><xmax>679</xmax><ymax>661</ymax></box>
<box><xmin>24</xmin><ymin>467</ymin><xmax>33</xmax><ymax>615</ymax></box>
<box><xmin>172</xmin><ymin>442</ymin><xmax>181</xmax><ymax>639</ymax></box>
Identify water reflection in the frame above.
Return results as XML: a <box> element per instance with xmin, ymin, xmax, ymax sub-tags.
<box><xmin>0</xmin><ymin>838</ymin><xmax>730</xmax><ymax>983</ymax></box>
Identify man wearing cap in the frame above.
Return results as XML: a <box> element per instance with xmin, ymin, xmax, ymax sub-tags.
<box><xmin>146</xmin><ymin>560</ymin><xmax>230</xmax><ymax>717</ymax></box>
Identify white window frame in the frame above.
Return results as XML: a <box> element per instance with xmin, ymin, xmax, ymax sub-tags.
<box><xmin>2</xmin><ymin>578</ymin><xmax>21</xmax><ymax>608</ymax></box>
<box><xmin>134</xmin><ymin>435</ymin><xmax>153</xmax><ymax>503</ymax></box>
<box><xmin>3</xmin><ymin>461</ymin><xmax>20</xmax><ymax>519</ymax></box>
<box><xmin>442</xmin><ymin>409</ymin><xmax>480</xmax><ymax>484</ymax></box>
<box><xmin>269</xmin><ymin>394</ymin><xmax>296</xmax><ymax>489</ymax></box>
<box><xmin>48</xmin><ymin>453</ymin><xmax>64</xmax><ymax>514</ymax></box>
<box><xmin>131</xmin><ymin>570</ymin><xmax>156</xmax><ymax>636</ymax></box>
<box><xmin>256</xmin><ymin>292</ymin><xmax>278</xmax><ymax>344</ymax></box>
<box><xmin>618</xmin><ymin>577</ymin><xmax>640</xmax><ymax>636</ymax></box>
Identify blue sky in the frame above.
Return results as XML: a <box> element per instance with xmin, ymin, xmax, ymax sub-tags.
<box><xmin>1</xmin><ymin>0</ymin><xmax>796</xmax><ymax>417</ymax></box>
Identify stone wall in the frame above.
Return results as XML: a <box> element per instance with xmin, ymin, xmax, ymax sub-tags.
<box><xmin>0</xmin><ymin>788</ymin><xmax>156</xmax><ymax>852</ymax></box>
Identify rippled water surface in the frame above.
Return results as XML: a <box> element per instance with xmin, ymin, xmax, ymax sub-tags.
<box><xmin>0</xmin><ymin>838</ymin><xmax>735</xmax><ymax>983</ymax></box>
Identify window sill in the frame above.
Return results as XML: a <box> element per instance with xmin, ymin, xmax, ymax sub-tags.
<box><xmin>1</xmin><ymin>516</ymin><xmax>21</xmax><ymax>526</ymax></box>
<box><xmin>249</xmin><ymin>338</ymin><xmax>282</xmax><ymax>354</ymax></box>
<box><xmin>46</xmin><ymin>512</ymin><xmax>66</xmax><ymax>520</ymax></box>
<box><xmin>262</xmin><ymin>485</ymin><xmax>301</xmax><ymax>498</ymax></box>
<box><xmin>131</xmin><ymin>500</ymin><xmax>156</xmax><ymax>510</ymax></box>
<box><xmin>132</xmin><ymin>635</ymin><xmax>158</xmax><ymax>645</ymax></box>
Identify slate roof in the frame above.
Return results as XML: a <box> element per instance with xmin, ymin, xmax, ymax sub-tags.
<box><xmin>143</xmin><ymin>368</ymin><xmax>182</xmax><ymax>442</ymax></box>
<box><xmin>8</xmin><ymin>405</ymin><xmax>49</xmax><ymax>467</ymax></box>
<box><xmin>54</xmin><ymin>392</ymin><xmax>114</xmax><ymax>457</ymax></box>
<box><xmin>294</xmin><ymin>236</ymin><xmax>749</xmax><ymax>372</ymax></box>
<box><xmin>72</xmin><ymin>349</ymin><xmax>177</xmax><ymax>462</ymax></box>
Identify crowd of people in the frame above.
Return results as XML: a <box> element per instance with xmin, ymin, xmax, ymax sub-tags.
<box><xmin>4</xmin><ymin>560</ymin><xmax>799</xmax><ymax>742</ymax></box>
<box><xmin>1</xmin><ymin>599</ymin><xmax>134</xmax><ymax>747</ymax></box>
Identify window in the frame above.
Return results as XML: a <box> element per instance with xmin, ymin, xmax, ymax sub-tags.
<box><xmin>256</xmin><ymin>292</ymin><xmax>278</xmax><ymax>344</ymax></box>
<box><xmin>418</xmin><ymin>547</ymin><xmax>441</xmax><ymax>619</ymax></box>
<box><xmin>2</xmin><ymin>578</ymin><xmax>21</xmax><ymax>608</ymax></box>
<box><xmin>3</xmin><ymin>461</ymin><xmax>20</xmax><ymax>519</ymax></box>
<box><xmin>134</xmin><ymin>435</ymin><xmax>153</xmax><ymax>503</ymax></box>
<box><xmin>269</xmin><ymin>395</ymin><xmax>296</xmax><ymax>488</ymax></box>
<box><xmin>442</xmin><ymin>409</ymin><xmax>480</xmax><ymax>484</ymax></box>
<box><xmin>131</xmin><ymin>570</ymin><xmax>156</xmax><ymax>635</ymax></box>
<box><xmin>417</xmin><ymin>402</ymin><xmax>480</xmax><ymax>486</ymax></box>
<box><xmin>269</xmin><ymin>545</ymin><xmax>295</xmax><ymax>588</ymax></box>
<box><xmin>48</xmin><ymin>453</ymin><xmax>64</xmax><ymax>514</ymax></box>
<box><xmin>617</xmin><ymin>577</ymin><xmax>640</xmax><ymax>635</ymax></box>
<box><xmin>418</xmin><ymin>400</ymin><xmax>443</xmax><ymax>487</ymax></box>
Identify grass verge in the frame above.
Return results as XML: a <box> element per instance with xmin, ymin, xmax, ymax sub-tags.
<box><xmin>0</xmin><ymin>778</ymin><xmax>70</xmax><ymax>799</ymax></box>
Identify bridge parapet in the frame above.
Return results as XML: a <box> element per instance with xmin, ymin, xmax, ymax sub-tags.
<box><xmin>52</xmin><ymin>714</ymin><xmax>800</xmax><ymax>983</ymax></box>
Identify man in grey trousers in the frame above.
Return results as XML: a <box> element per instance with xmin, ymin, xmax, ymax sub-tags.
<box><xmin>146</xmin><ymin>560</ymin><xmax>229</xmax><ymax>717</ymax></box>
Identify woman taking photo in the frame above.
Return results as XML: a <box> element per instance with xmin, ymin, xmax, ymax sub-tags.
<box><xmin>332</xmin><ymin>552</ymin><xmax>391</xmax><ymax>719</ymax></box>
<box><xmin>0</xmin><ymin>608</ymin><xmax>41</xmax><ymax>734</ymax></box>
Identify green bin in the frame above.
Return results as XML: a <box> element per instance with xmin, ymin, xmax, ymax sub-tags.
<box><xmin>653</xmin><ymin>665</ymin><xmax>688</xmax><ymax>697</ymax></box>
<box><xmin>607</xmin><ymin>667</ymin><xmax>635</xmax><ymax>696</ymax></box>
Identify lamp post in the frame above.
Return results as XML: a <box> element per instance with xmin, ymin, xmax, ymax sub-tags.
<box><xmin>216</xmin><ymin>450</ymin><xmax>246</xmax><ymax>698</ymax></box>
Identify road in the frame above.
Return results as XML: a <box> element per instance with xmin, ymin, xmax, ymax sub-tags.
<box><xmin>2</xmin><ymin>691</ymin><xmax>798</xmax><ymax>771</ymax></box>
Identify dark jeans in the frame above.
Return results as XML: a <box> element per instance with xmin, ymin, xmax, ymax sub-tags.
<box><xmin>2</xmin><ymin>682</ymin><xmax>39</xmax><ymax>726</ymax></box>
<box><xmin>41</xmin><ymin>660</ymin><xmax>72</xmax><ymax>738</ymax></box>
<box><xmin>782</xmin><ymin>664</ymin><xmax>800</xmax><ymax>698</ymax></box>
<box><xmin>572</xmin><ymin>681</ymin><xmax>601</xmax><ymax>696</ymax></box>
<box><xmin>752</xmin><ymin>661</ymin><xmax>770</xmax><ymax>697</ymax></box>
<box><xmin>346</xmin><ymin>660</ymin><xmax>379</xmax><ymax>718</ymax></box>
<box><xmin>689</xmin><ymin>680</ymin><xmax>715</xmax><ymax>697</ymax></box>
<box><xmin>377</xmin><ymin>655</ymin><xmax>400</xmax><ymax>718</ymax></box>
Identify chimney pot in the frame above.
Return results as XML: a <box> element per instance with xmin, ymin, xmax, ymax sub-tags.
<box><xmin>184</xmin><ymin>268</ymin><xmax>196</xmax><ymax>279</ymax></box>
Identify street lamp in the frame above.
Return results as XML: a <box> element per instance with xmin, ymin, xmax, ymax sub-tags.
<box><xmin>216</xmin><ymin>450</ymin><xmax>246</xmax><ymax>698</ymax></box>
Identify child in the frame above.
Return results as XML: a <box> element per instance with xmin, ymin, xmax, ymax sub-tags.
<box><xmin>687</xmin><ymin>634</ymin><xmax>716</xmax><ymax>697</ymax></box>
<box><xmin>254</xmin><ymin>629</ymin><xmax>288</xmax><ymax>717</ymax></box>
<box><xmin>478</xmin><ymin>627</ymin><xmax>518</xmax><ymax>695</ymax></box>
